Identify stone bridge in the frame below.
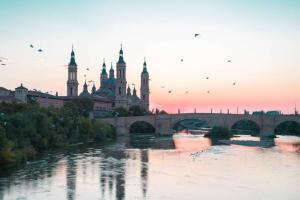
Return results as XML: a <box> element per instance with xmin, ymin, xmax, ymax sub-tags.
<box><xmin>99</xmin><ymin>113</ymin><xmax>300</xmax><ymax>137</ymax></box>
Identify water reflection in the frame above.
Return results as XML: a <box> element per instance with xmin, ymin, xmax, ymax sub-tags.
<box><xmin>0</xmin><ymin>135</ymin><xmax>300</xmax><ymax>200</ymax></box>
<box><xmin>140</xmin><ymin>150</ymin><xmax>149</xmax><ymax>198</ymax></box>
<box><xmin>275</xmin><ymin>136</ymin><xmax>300</xmax><ymax>152</ymax></box>
<box><xmin>66</xmin><ymin>155</ymin><xmax>77</xmax><ymax>200</ymax></box>
<box><xmin>173</xmin><ymin>136</ymin><xmax>212</xmax><ymax>151</ymax></box>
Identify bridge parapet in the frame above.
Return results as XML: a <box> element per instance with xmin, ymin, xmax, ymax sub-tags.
<box><xmin>98</xmin><ymin>113</ymin><xmax>300</xmax><ymax>136</ymax></box>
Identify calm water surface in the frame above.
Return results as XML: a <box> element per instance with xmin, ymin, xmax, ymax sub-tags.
<box><xmin>0</xmin><ymin>134</ymin><xmax>300</xmax><ymax>200</ymax></box>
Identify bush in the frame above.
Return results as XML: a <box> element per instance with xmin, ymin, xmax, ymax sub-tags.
<box><xmin>0</xmin><ymin>100</ymin><xmax>117</xmax><ymax>169</ymax></box>
<box><xmin>205</xmin><ymin>126</ymin><xmax>232</xmax><ymax>139</ymax></box>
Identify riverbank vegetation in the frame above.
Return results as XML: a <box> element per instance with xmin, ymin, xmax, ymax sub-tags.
<box><xmin>113</xmin><ymin>106</ymin><xmax>167</xmax><ymax>117</ymax></box>
<box><xmin>0</xmin><ymin>99</ymin><xmax>116</xmax><ymax>169</ymax></box>
<box><xmin>204</xmin><ymin>126</ymin><xmax>233</xmax><ymax>139</ymax></box>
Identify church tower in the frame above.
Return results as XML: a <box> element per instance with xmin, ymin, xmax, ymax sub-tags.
<box><xmin>115</xmin><ymin>45</ymin><xmax>128</xmax><ymax>108</ymax></box>
<box><xmin>67</xmin><ymin>46</ymin><xmax>79</xmax><ymax>96</ymax></box>
<box><xmin>109</xmin><ymin>62</ymin><xmax>115</xmax><ymax>79</ymax></box>
<box><xmin>140</xmin><ymin>58</ymin><xmax>150</xmax><ymax>111</ymax></box>
<box><xmin>100</xmin><ymin>59</ymin><xmax>108</xmax><ymax>88</ymax></box>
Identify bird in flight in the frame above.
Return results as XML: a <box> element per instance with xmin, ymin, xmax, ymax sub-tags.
<box><xmin>195</xmin><ymin>33</ymin><xmax>200</xmax><ymax>37</ymax></box>
<box><xmin>206</xmin><ymin>77</ymin><xmax>209</xmax><ymax>80</ymax></box>
<box><xmin>180</xmin><ymin>59</ymin><xmax>184</xmax><ymax>62</ymax></box>
<box><xmin>227</xmin><ymin>60</ymin><xmax>232</xmax><ymax>62</ymax></box>
<box><xmin>185</xmin><ymin>91</ymin><xmax>189</xmax><ymax>94</ymax></box>
<box><xmin>38</xmin><ymin>49</ymin><xmax>43</xmax><ymax>52</ymax></box>
<box><xmin>161</xmin><ymin>86</ymin><xmax>165</xmax><ymax>88</ymax></box>
<box><xmin>1</xmin><ymin>63</ymin><xmax>6</xmax><ymax>66</ymax></box>
<box><xmin>86</xmin><ymin>68</ymin><xmax>90</xmax><ymax>71</ymax></box>
<box><xmin>30</xmin><ymin>44</ymin><xmax>34</xmax><ymax>48</ymax></box>
<box><xmin>233</xmin><ymin>82</ymin><xmax>236</xmax><ymax>86</ymax></box>
<box><xmin>206</xmin><ymin>90</ymin><xmax>210</xmax><ymax>94</ymax></box>
<box><xmin>168</xmin><ymin>90</ymin><xmax>172</xmax><ymax>93</ymax></box>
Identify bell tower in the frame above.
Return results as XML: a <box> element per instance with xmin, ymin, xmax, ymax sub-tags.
<box><xmin>67</xmin><ymin>46</ymin><xmax>79</xmax><ymax>96</ymax></box>
<box><xmin>140</xmin><ymin>58</ymin><xmax>150</xmax><ymax>111</ymax></box>
<box><xmin>115</xmin><ymin>44</ymin><xmax>128</xmax><ymax>108</ymax></box>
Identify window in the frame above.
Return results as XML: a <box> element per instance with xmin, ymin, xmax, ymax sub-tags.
<box><xmin>119</xmin><ymin>87</ymin><xmax>121</xmax><ymax>95</ymax></box>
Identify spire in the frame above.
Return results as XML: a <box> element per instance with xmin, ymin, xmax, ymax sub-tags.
<box><xmin>83</xmin><ymin>80</ymin><xmax>88</xmax><ymax>92</ymax></box>
<box><xmin>92</xmin><ymin>83</ymin><xmax>96</xmax><ymax>94</ymax></box>
<box><xmin>71</xmin><ymin>44</ymin><xmax>74</xmax><ymax>56</ymax></box>
<box><xmin>120</xmin><ymin>43</ymin><xmax>123</xmax><ymax>54</ymax></box>
<box><xmin>109</xmin><ymin>62</ymin><xmax>115</xmax><ymax>79</ymax></box>
<box><xmin>101</xmin><ymin>58</ymin><xmax>107</xmax><ymax>76</ymax></box>
<box><xmin>142</xmin><ymin>57</ymin><xmax>148</xmax><ymax>74</ymax></box>
<box><xmin>69</xmin><ymin>45</ymin><xmax>77</xmax><ymax>66</ymax></box>
<box><xmin>127</xmin><ymin>85</ymin><xmax>131</xmax><ymax>96</ymax></box>
<box><xmin>133</xmin><ymin>85</ymin><xmax>137</xmax><ymax>96</ymax></box>
<box><xmin>117</xmin><ymin>44</ymin><xmax>125</xmax><ymax>64</ymax></box>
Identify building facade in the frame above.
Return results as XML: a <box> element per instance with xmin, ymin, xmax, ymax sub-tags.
<box><xmin>0</xmin><ymin>45</ymin><xmax>150</xmax><ymax>117</ymax></box>
<box><xmin>76</xmin><ymin>45</ymin><xmax>150</xmax><ymax>112</ymax></box>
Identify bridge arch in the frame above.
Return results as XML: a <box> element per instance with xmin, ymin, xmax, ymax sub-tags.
<box><xmin>129</xmin><ymin>121</ymin><xmax>156</xmax><ymax>134</ymax></box>
<box><xmin>230</xmin><ymin>119</ymin><xmax>260</xmax><ymax>135</ymax></box>
<box><xmin>274</xmin><ymin>120</ymin><xmax>300</xmax><ymax>136</ymax></box>
<box><xmin>172</xmin><ymin>118</ymin><xmax>209</xmax><ymax>132</ymax></box>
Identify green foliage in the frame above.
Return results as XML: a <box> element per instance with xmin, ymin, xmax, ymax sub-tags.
<box><xmin>129</xmin><ymin>106</ymin><xmax>148</xmax><ymax>116</ymax></box>
<box><xmin>113</xmin><ymin>107</ymin><xmax>131</xmax><ymax>117</ymax></box>
<box><xmin>113</xmin><ymin>106</ymin><xmax>149</xmax><ymax>117</ymax></box>
<box><xmin>0</xmin><ymin>99</ymin><xmax>116</xmax><ymax>169</ymax></box>
<box><xmin>63</xmin><ymin>98</ymin><xmax>94</xmax><ymax>118</ymax></box>
<box><xmin>0</xmin><ymin>125</ymin><xmax>6</xmax><ymax>150</ymax></box>
<box><xmin>93</xmin><ymin>120</ymin><xmax>116</xmax><ymax>141</ymax></box>
<box><xmin>205</xmin><ymin>126</ymin><xmax>232</xmax><ymax>139</ymax></box>
<box><xmin>153</xmin><ymin>108</ymin><xmax>168</xmax><ymax>115</ymax></box>
<box><xmin>159</xmin><ymin>110</ymin><xmax>168</xmax><ymax>114</ymax></box>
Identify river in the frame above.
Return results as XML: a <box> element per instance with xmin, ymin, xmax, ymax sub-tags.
<box><xmin>0</xmin><ymin>134</ymin><xmax>300</xmax><ymax>200</ymax></box>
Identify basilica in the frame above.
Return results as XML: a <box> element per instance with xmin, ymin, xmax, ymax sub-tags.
<box><xmin>0</xmin><ymin>46</ymin><xmax>150</xmax><ymax>117</ymax></box>
<box><xmin>67</xmin><ymin>46</ymin><xmax>150</xmax><ymax>114</ymax></box>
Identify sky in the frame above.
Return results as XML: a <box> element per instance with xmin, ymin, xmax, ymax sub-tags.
<box><xmin>0</xmin><ymin>0</ymin><xmax>300</xmax><ymax>114</ymax></box>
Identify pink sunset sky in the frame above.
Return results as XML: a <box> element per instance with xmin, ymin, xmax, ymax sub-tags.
<box><xmin>0</xmin><ymin>1</ymin><xmax>299</xmax><ymax>114</ymax></box>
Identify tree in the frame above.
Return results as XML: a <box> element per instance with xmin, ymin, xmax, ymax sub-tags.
<box><xmin>0</xmin><ymin>125</ymin><xmax>6</xmax><ymax>151</ymax></box>
<box><xmin>129</xmin><ymin>106</ymin><xmax>148</xmax><ymax>116</ymax></box>
<box><xmin>113</xmin><ymin>107</ymin><xmax>131</xmax><ymax>117</ymax></box>
<box><xmin>79</xmin><ymin>117</ymin><xmax>94</xmax><ymax>142</ymax></box>
<box><xmin>205</xmin><ymin>126</ymin><xmax>232</xmax><ymax>139</ymax></box>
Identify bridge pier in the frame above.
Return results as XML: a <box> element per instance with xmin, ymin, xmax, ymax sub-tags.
<box><xmin>112</xmin><ymin>117</ymin><xmax>129</xmax><ymax>136</ymax></box>
<box><xmin>260</xmin><ymin>127</ymin><xmax>275</xmax><ymax>138</ymax></box>
<box><xmin>155</xmin><ymin>115</ymin><xmax>173</xmax><ymax>135</ymax></box>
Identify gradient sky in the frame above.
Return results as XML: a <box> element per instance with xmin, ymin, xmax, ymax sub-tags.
<box><xmin>0</xmin><ymin>0</ymin><xmax>300</xmax><ymax>113</ymax></box>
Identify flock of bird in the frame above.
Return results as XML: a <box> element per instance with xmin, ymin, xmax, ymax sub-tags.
<box><xmin>1</xmin><ymin>44</ymin><xmax>44</xmax><ymax>67</ymax></box>
<box><xmin>30</xmin><ymin>44</ymin><xmax>43</xmax><ymax>52</ymax></box>
<box><xmin>162</xmin><ymin>33</ymin><xmax>237</xmax><ymax>95</ymax></box>
<box><xmin>1</xmin><ymin>33</ymin><xmax>237</xmax><ymax>96</ymax></box>
<box><xmin>0</xmin><ymin>57</ymin><xmax>7</xmax><ymax>66</ymax></box>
